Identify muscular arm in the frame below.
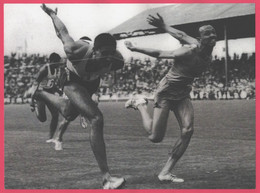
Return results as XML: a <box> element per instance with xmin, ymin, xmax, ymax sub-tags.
<box><xmin>147</xmin><ymin>13</ymin><xmax>199</xmax><ymax>45</ymax></box>
<box><xmin>41</xmin><ymin>4</ymin><xmax>89</xmax><ymax>61</ymax></box>
<box><xmin>157</xmin><ymin>45</ymin><xmax>196</xmax><ymax>59</ymax></box>
<box><xmin>125</xmin><ymin>41</ymin><xmax>196</xmax><ymax>59</ymax></box>
<box><xmin>164</xmin><ymin>26</ymin><xmax>199</xmax><ymax>45</ymax></box>
<box><xmin>129</xmin><ymin>46</ymin><xmax>162</xmax><ymax>58</ymax></box>
<box><xmin>47</xmin><ymin>12</ymin><xmax>74</xmax><ymax>45</ymax></box>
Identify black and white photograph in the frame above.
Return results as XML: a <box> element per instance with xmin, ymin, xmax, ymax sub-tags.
<box><xmin>4</xmin><ymin>3</ymin><xmax>255</xmax><ymax>189</ymax></box>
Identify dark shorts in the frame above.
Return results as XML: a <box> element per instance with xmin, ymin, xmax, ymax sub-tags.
<box><xmin>59</xmin><ymin>68</ymin><xmax>100</xmax><ymax>96</ymax></box>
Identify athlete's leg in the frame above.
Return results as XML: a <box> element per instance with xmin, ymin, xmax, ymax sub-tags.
<box><xmin>56</xmin><ymin>118</ymin><xmax>71</xmax><ymax>142</ymax></box>
<box><xmin>137</xmin><ymin>106</ymin><xmax>170</xmax><ymax>142</ymax></box>
<box><xmin>52</xmin><ymin>117</ymin><xmax>71</xmax><ymax>151</ymax></box>
<box><xmin>63</xmin><ymin>82</ymin><xmax>111</xmax><ymax>181</ymax></box>
<box><xmin>159</xmin><ymin>98</ymin><xmax>194</xmax><ymax>177</ymax></box>
<box><xmin>34</xmin><ymin>90</ymin><xmax>78</xmax><ymax>121</ymax></box>
<box><xmin>126</xmin><ymin>96</ymin><xmax>170</xmax><ymax>142</ymax></box>
<box><xmin>35</xmin><ymin>100</ymin><xmax>47</xmax><ymax>122</ymax></box>
<box><xmin>137</xmin><ymin>99</ymin><xmax>170</xmax><ymax>143</ymax></box>
<box><xmin>45</xmin><ymin>102</ymin><xmax>59</xmax><ymax>140</ymax></box>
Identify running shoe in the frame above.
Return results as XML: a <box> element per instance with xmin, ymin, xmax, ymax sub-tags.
<box><xmin>103</xmin><ymin>177</ymin><xmax>126</xmax><ymax>189</ymax></box>
<box><xmin>54</xmin><ymin>140</ymin><xmax>63</xmax><ymax>151</ymax></box>
<box><xmin>158</xmin><ymin>173</ymin><xmax>184</xmax><ymax>183</ymax></box>
<box><xmin>125</xmin><ymin>97</ymin><xmax>148</xmax><ymax>110</ymax></box>
<box><xmin>46</xmin><ymin>138</ymin><xmax>56</xmax><ymax>143</ymax></box>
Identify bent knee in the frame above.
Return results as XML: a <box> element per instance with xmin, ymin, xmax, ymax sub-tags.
<box><xmin>181</xmin><ymin>126</ymin><xmax>194</xmax><ymax>138</ymax></box>
<box><xmin>88</xmin><ymin>113</ymin><xmax>104</xmax><ymax>125</ymax></box>
<box><xmin>36</xmin><ymin>113</ymin><xmax>47</xmax><ymax>122</ymax></box>
<box><xmin>61</xmin><ymin>119</ymin><xmax>70</xmax><ymax>124</ymax></box>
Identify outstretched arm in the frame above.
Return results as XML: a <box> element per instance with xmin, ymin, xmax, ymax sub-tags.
<box><xmin>147</xmin><ymin>13</ymin><xmax>199</xmax><ymax>45</ymax></box>
<box><xmin>41</xmin><ymin>4</ymin><xmax>74</xmax><ymax>45</ymax></box>
<box><xmin>125</xmin><ymin>41</ymin><xmax>162</xmax><ymax>58</ymax></box>
<box><xmin>41</xmin><ymin>4</ymin><xmax>89</xmax><ymax>60</ymax></box>
<box><xmin>125</xmin><ymin>41</ymin><xmax>196</xmax><ymax>59</ymax></box>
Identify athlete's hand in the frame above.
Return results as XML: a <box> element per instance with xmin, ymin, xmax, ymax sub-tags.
<box><xmin>147</xmin><ymin>13</ymin><xmax>166</xmax><ymax>30</ymax></box>
<box><xmin>124</xmin><ymin>41</ymin><xmax>135</xmax><ymax>51</ymax></box>
<box><xmin>41</xmin><ymin>4</ymin><xmax>58</xmax><ymax>16</ymax></box>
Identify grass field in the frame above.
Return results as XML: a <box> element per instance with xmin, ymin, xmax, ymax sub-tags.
<box><xmin>4</xmin><ymin>100</ymin><xmax>255</xmax><ymax>189</ymax></box>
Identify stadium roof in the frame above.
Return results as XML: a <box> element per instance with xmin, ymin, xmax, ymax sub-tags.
<box><xmin>109</xmin><ymin>4</ymin><xmax>255</xmax><ymax>40</ymax></box>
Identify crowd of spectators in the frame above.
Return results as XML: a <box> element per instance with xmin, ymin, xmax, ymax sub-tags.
<box><xmin>4</xmin><ymin>53</ymin><xmax>48</xmax><ymax>104</ymax></box>
<box><xmin>4</xmin><ymin>52</ymin><xmax>255</xmax><ymax>104</ymax></box>
<box><xmin>190</xmin><ymin>53</ymin><xmax>255</xmax><ymax>100</ymax></box>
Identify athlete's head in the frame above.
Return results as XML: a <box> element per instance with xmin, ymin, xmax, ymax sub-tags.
<box><xmin>94</xmin><ymin>33</ymin><xmax>117</xmax><ymax>53</ymax></box>
<box><xmin>199</xmin><ymin>25</ymin><xmax>217</xmax><ymax>47</ymax></box>
<box><xmin>49</xmin><ymin>52</ymin><xmax>61</xmax><ymax>63</ymax></box>
<box><xmin>86</xmin><ymin>34</ymin><xmax>123</xmax><ymax>73</ymax></box>
<box><xmin>89</xmin><ymin>33</ymin><xmax>117</xmax><ymax>71</ymax></box>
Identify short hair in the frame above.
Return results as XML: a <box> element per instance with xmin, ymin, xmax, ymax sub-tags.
<box><xmin>198</xmin><ymin>25</ymin><xmax>216</xmax><ymax>36</ymax></box>
<box><xmin>94</xmin><ymin>33</ymin><xmax>116</xmax><ymax>50</ymax></box>
<box><xmin>49</xmin><ymin>52</ymin><xmax>61</xmax><ymax>63</ymax></box>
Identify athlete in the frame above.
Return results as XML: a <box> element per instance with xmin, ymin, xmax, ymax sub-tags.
<box><xmin>31</xmin><ymin>4</ymin><xmax>125</xmax><ymax>189</ymax></box>
<box><xmin>125</xmin><ymin>13</ymin><xmax>217</xmax><ymax>183</ymax></box>
<box><xmin>27</xmin><ymin>52</ymin><xmax>70</xmax><ymax>151</ymax></box>
<box><xmin>27</xmin><ymin>39</ymin><xmax>97</xmax><ymax>150</ymax></box>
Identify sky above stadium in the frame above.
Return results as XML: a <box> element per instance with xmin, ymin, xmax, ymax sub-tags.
<box><xmin>4</xmin><ymin>4</ymin><xmax>255</xmax><ymax>59</ymax></box>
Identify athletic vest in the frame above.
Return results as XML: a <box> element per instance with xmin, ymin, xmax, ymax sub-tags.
<box><xmin>40</xmin><ymin>63</ymin><xmax>58</xmax><ymax>89</ymax></box>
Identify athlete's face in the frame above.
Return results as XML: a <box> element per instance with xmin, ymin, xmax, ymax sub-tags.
<box><xmin>199</xmin><ymin>25</ymin><xmax>217</xmax><ymax>47</ymax></box>
<box><xmin>93</xmin><ymin>46</ymin><xmax>116</xmax><ymax>73</ymax></box>
<box><xmin>96</xmin><ymin>46</ymin><xmax>116</xmax><ymax>57</ymax></box>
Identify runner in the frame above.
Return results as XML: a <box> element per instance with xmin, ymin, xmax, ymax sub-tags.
<box><xmin>32</xmin><ymin>4</ymin><xmax>125</xmax><ymax>189</ymax></box>
<box><xmin>125</xmin><ymin>13</ymin><xmax>217</xmax><ymax>183</ymax></box>
<box><xmin>27</xmin><ymin>52</ymin><xmax>70</xmax><ymax>151</ymax></box>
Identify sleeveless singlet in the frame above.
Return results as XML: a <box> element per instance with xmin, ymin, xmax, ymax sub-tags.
<box><xmin>40</xmin><ymin>63</ymin><xmax>59</xmax><ymax>89</ymax></box>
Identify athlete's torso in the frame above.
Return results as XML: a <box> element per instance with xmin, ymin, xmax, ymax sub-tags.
<box><xmin>66</xmin><ymin>44</ymin><xmax>99</xmax><ymax>81</ymax></box>
<box><xmin>169</xmin><ymin>44</ymin><xmax>212</xmax><ymax>78</ymax></box>
<box><xmin>66</xmin><ymin>44</ymin><xmax>123</xmax><ymax>81</ymax></box>
<box><xmin>40</xmin><ymin>63</ymin><xmax>59</xmax><ymax>89</ymax></box>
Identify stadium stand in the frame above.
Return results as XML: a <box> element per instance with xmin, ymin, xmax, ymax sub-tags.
<box><xmin>4</xmin><ymin>52</ymin><xmax>255</xmax><ymax>104</ymax></box>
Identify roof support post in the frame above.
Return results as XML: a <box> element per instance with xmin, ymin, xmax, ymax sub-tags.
<box><xmin>224</xmin><ymin>24</ymin><xmax>229</xmax><ymax>87</ymax></box>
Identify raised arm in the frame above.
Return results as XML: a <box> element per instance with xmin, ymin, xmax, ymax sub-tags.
<box><xmin>125</xmin><ymin>41</ymin><xmax>196</xmax><ymax>59</ymax></box>
<box><xmin>41</xmin><ymin>4</ymin><xmax>89</xmax><ymax>60</ymax></box>
<box><xmin>147</xmin><ymin>13</ymin><xmax>199</xmax><ymax>45</ymax></box>
<box><xmin>41</xmin><ymin>4</ymin><xmax>73</xmax><ymax>45</ymax></box>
